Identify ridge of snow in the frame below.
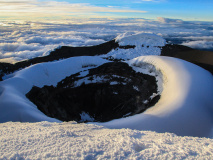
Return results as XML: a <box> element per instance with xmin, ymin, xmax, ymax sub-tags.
<box><xmin>95</xmin><ymin>56</ymin><xmax>213</xmax><ymax>137</ymax></box>
<box><xmin>115</xmin><ymin>32</ymin><xmax>166</xmax><ymax>47</ymax></box>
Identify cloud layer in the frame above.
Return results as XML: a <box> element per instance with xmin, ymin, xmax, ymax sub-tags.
<box><xmin>181</xmin><ymin>41</ymin><xmax>213</xmax><ymax>50</ymax></box>
<box><xmin>0</xmin><ymin>18</ymin><xmax>213</xmax><ymax>63</ymax></box>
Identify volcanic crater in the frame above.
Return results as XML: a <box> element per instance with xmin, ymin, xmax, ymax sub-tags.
<box><xmin>26</xmin><ymin>62</ymin><xmax>160</xmax><ymax>122</ymax></box>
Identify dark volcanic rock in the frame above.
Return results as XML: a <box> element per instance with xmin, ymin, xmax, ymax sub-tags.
<box><xmin>26</xmin><ymin>62</ymin><xmax>159</xmax><ymax>122</ymax></box>
<box><xmin>0</xmin><ymin>40</ymin><xmax>119</xmax><ymax>80</ymax></box>
<box><xmin>161</xmin><ymin>44</ymin><xmax>213</xmax><ymax>74</ymax></box>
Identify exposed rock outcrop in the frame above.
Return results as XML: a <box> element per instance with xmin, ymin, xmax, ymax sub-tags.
<box><xmin>161</xmin><ymin>44</ymin><xmax>213</xmax><ymax>74</ymax></box>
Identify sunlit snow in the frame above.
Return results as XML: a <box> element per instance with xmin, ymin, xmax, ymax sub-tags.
<box><xmin>97</xmin><ymin>56</ymin><xmax>213</xmax><ymax>137</ymax></box>
<box><xmin>1</xmin><ymin>32</ymin><xmax>213</xmax><ymax>159</ymax></box>
<box><xmin>1</xmin><ymin>122</ymin><xmax>213</xmax><ymax>159</ymax></box>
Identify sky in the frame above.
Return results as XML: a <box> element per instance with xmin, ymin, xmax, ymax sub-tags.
<box><xmin>0</xmin><ymin>0</ymin><xmax>212</xmax><ymax>21</ymax></box>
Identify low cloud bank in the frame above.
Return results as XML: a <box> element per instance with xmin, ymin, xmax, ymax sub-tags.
<box><xmin>181</xmin><ymin>41</ymin><xmax>213</xmax><ymax>50</ymax></box>
<box><xmin>0</xmin><ymin>18</ymin><xmax>213</xmax><ymax>63</ymax></box>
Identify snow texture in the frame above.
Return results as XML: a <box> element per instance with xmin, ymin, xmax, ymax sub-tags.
<box><xmin>115</xmin><ymin>32</ymin><xmax>166</xmax><ymax>47</ymax></box>
<box><xmin>1</xmin><ymin>121</ymin><xmax>213</xmax><ymax>160</ymax></box>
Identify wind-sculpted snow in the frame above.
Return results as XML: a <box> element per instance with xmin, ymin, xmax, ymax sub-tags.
<box><xmin>96</xmin><ymin>56</ymin><xmax>213</xmax><ymax>137</ymax></box>
<box><xmin>1</xmin><ymin>121</ymin><xmax>213</xmax><ymax>159</ymax></box>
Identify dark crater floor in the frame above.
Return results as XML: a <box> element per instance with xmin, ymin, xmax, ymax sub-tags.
<box><xmin>26</xmin><ymin>62</ymin><xmax>160</xmax><ymax>122</ymax></box>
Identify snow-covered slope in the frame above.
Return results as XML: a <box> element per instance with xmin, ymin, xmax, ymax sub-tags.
<box><xmin>115</xmin><ymin>32</ymin><xmax>166</xmax><ymax>47</ymax></box>
<box><xmin>103</xmin><ymin>33</ymin><xmax>166</xmax><ymax>60</ymax></box>
<box><xmin>1</xmin><ymin>121</ymin><xmax>213</xmax><ymax>160</ymax></box>
<box><xmin>0</xmin><ymin>56</ymin><xmax>108</xmax><ymax>122</ymax></box>
<box><xmin>97</xmin><ymin>56</ymin><xmax>213</xmax><ymax>137</ymax></box>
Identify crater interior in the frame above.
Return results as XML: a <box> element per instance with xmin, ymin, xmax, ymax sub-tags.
<box><xmin>26</xmin><ymin>62</ymin><xmax>160</xmax><ymax>122</ymax></box>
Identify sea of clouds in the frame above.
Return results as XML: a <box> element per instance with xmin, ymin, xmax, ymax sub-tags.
<box><xmin>0</xmin><ymin>17</ymin><xmax>213</xmax><ymax>63</ymax></box>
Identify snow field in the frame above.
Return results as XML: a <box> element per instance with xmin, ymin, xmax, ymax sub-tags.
<box><xmin>97</xmin><ymin>56</ymin><xmax>213</xmax><ymax>137</ymax></box>
<box><xmin>104</xmin><ymin>33</ymin><xmax>166</xmax><ymax>60</ymax></box>
<box><xmin>1</xmin><ymin>121</ymin><xmax>213</xmax><ymax>160</ymax></box>
<box><xmin>115</xmin><ymin>32</ymin><xmax>166</xmax><ymax>47</ymax></box>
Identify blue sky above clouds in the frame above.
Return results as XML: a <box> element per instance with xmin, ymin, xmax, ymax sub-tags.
<box><xmin>0</xmin><ymin>0</ymin><xmax>212</xmax><ymax>21</ymax></box>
